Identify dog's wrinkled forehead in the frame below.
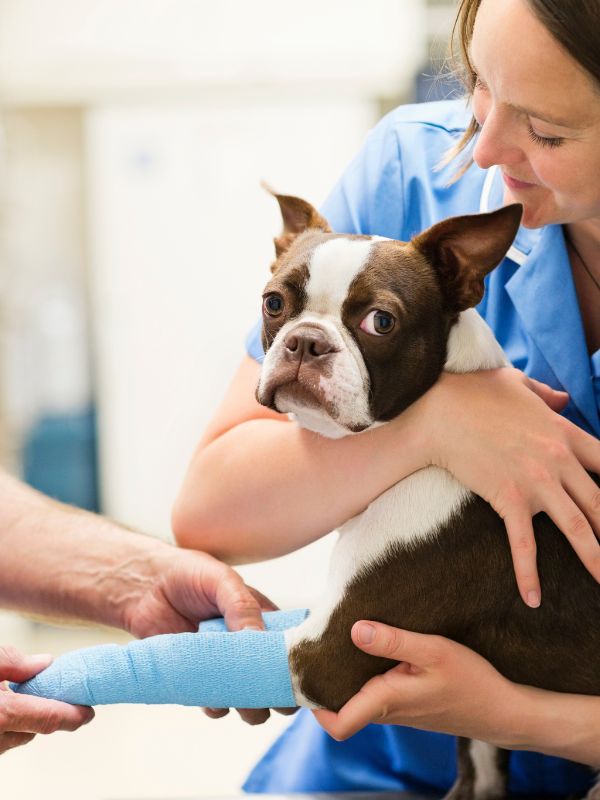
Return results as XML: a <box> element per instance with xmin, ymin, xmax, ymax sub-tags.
<box><xmin>305</xmin><ymin>235</ymin><xmax>377</xmax><ymax>313</ymax></box>
<box><xmin>271</xmin><ymin>230</ymin><xmax>378</xmax><ymax>314</ymax></box>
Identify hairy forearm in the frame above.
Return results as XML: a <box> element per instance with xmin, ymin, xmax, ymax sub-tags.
<box><xmin>172</xmin><ymin>402</ymin><xmax>428</xmax><ymax>563</ymax></box>
<box><xmin>504</xmin><ymin>683</ymin><xmax>600</xmax><ymax>766</ymax></box>
<box><xmin>0</xmin><ymin>471</ymin><xmax>167</xmax><ymax>630</ymax></box>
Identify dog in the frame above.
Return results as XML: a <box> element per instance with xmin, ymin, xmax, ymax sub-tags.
<box><xmin>255</xmin><ymin>190</ymin><xmax>600</xmax><ymax>800</ymax></box>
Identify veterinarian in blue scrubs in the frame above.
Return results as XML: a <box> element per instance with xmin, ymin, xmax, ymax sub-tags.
<box><xmin>173</xmin><ymin>0</ymin><xmax>600</xmax><ymax>795</ymax></box>
<box><xmin>242</xmin><ymin>101</ymin><xmax>600</xmax><ymax>799</ymax></box>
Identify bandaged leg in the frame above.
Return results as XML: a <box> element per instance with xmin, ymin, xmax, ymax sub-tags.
<box><xmin>10</xmin><ymin>609</ymin><xmax>308</xmax><ymax>708</ymax></box>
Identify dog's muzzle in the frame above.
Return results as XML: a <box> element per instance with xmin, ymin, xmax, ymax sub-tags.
<box><xmin>257</xmin><ymin>323</ymin><xmax>340</xmax><ymax>412</ymax></box>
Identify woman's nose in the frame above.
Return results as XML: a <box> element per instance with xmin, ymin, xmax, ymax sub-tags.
<box><xmin>472</xmin><ymin>107</ymin><xmax>523</xmax><ymax>170</ymax></box>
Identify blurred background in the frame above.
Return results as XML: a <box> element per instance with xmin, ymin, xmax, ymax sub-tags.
<box><xmin>0</xmin><ymin>1</ymin><xmax>457</xmax><ymax>797</ymax></box>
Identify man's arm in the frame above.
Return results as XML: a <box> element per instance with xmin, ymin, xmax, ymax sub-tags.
<box><xmin>0</xmin><ymin>470</ymin><xmax>268</xmax><ymax>635</ymax></box>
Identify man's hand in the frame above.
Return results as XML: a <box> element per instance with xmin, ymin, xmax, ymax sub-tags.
<box><xmin>122</xmin><ymin>548</ymin><xmax>288</xmax><ymax>725</ymax></box>
<box><xmin>123</xmin><ymin>548</ymin><xmax>275</xmax><ymax>638</ymax></box>
<box><xmin>0</xmin><ymin>646</ymin><xmax>93</xmax><ymax>755</ymax></box>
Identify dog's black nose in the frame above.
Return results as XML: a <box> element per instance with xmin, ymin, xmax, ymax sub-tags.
<box><xmin>284</xmin><ymin>326</ymin><xmax>337</xmax><ymax>360</ymax></box>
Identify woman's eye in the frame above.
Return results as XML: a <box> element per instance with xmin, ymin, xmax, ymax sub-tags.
<box><xmin>359</xmin><ymin>309</ymin><xmax>396</xmax><ymax>336</ymax></box>
<box><xmin>263</xmin><ymin>293</ymin><xmax>284</xmax><ymax>317</ymax></box>
<box><xmin>473</xmin><ymin>74</ymin><xmax>488</xmax><ymax>92</ymax></box>
<box><xmin>527</xmin><ymin>125</ymin><xmax>565</xmax><ymax>149</ymax></box>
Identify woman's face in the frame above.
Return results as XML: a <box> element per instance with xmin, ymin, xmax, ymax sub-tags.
<box><xmin>470</xmin><ymin>0</ymin><xmax>600</xmax><ymax>229</ymax></box>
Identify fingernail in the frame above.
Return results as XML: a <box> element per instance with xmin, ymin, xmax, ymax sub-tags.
<box><xmin>527</xmin><ymin>591</ymin><xmax>541</xmax><ymax>608</ymax></box>
<box><xmin>356</xmin><ymin>622</ymin><xmax>376</xmax><ymax>645</ymax></box>
<box><xmin>243</xmin><ymin>625</ymin><xmax>263</xmax><ymax>632</ymax></box>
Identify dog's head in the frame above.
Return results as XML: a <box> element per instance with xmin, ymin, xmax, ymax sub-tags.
<box><xmin>256</xmin><ymin>191</ymin><xmax>521</xmax><ymax>438</ymax></box>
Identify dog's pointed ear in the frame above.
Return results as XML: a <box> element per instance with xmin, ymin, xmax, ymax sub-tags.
<box><xmin>412</xmin><ymin>204</ymin><xmax>522</xmax><ymax>312</ymax></box>
<box><xmin>262</xmin><ymin>182</ymin><xmax>331</xmax><ymax>268</ymax></box>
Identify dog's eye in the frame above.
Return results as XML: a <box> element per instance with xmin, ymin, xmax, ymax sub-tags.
<box><xmin>360</xmin><ymin>310</ymin><xmax>395</xmax><ymax>336</ymax></box>
<box><xmin>263</xmin><ymin>293</ymin><xmax>284</xmax><ymax>317</ymax></box>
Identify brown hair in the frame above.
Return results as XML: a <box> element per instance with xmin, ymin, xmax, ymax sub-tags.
<box><xmin>448</xmin><ymin>0</ymin><xmax>600</xmax><ymax>173</ymax></box>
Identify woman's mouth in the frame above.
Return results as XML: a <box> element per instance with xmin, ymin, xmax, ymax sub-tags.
<box><xmin>502</xmin><ymin>172</ymin><xmax>537</xmax><ymax>191</ymax></box>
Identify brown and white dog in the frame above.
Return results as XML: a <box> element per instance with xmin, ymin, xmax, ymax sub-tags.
<box><xmin>255</xmin><ymin>191</ymin><xmax>600</xmax><ymax>800</ymax></box>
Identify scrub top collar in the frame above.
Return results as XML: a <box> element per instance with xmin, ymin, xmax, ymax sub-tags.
<box><xmin>481</xmin><ymin>165</ymin><xmax>600</xmax><ymax>436</ymax></box>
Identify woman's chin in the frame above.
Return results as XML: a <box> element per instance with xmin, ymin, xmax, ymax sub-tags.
<box><xmin>503</xmin><ymin>187</ymin><xmax>556</xmax><ymax>229</ymax></box>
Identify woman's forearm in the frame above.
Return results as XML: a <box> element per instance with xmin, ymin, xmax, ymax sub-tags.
<box><xmin>512</xmin><ymin>683</ymin><xmax>600</xmax><ymax>766</ymax></box>
<box><xmin>172</xmin><ymin>404</ymin><xmax>429</xmax><ymax>564</ymax></box>
<box><xmin>0</xmin><ymin>471</ymin><xmax>167</xmax><ymax>629</ymax></box>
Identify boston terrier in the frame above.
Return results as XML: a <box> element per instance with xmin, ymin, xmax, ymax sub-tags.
<box><xmin>255</xmin><ymin>191</ymin><xmax>600</xmax><ymax>800</ymax></box>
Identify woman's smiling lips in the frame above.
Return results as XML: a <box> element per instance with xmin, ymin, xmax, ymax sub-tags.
<box><xmin>502</xmin><ymin>171</ymin><xmax>537</xmax><ymax>191</ymax></box>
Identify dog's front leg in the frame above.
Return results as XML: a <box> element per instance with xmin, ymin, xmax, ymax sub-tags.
<box><xmin>585</xmin><ymin>774</ymin><xmax>600</xmax><ymax>799</ymax></box>
<box><xmin>445</xmin><ymin>739</ymin><xmax>509</xmax><ymax>800</ymax></box>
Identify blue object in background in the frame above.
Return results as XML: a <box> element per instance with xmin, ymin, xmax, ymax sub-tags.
<box><xmin>23</xmin><ymin>407</ymin><xmax>99</xmax><ymax>512</ymax></box>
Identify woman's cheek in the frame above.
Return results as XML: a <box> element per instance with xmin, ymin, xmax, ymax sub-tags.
<box><xmin>527</xmin><ymin>154</ymin><xmax>563</xmax><ymax>192</ymax></box>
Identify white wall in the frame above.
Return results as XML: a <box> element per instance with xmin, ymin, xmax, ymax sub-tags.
<box><xmin>0</xmin><ymin>0</ymin><xmax>425</xmax><ymax>102</ymax></box>
<box><xmin>85</xmin><ymin>95</ymin><xmax>382</xmax><ymax>605</ymax></box>
<box><xmin>79</xmin><ymin>1</ymin><xmax>427</xmax><ymax>608</ymax></box>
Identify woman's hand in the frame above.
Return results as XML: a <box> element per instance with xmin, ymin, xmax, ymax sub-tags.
<box><xmin>314</xmin><ymin>621</ymin><xmax>600</xmax><ymax>767</ymax></box>
<box><xmin>422</xmin><ymin>368</ymin><xmax>600</xmax><ymax>606</ymax></box>
<box><xmin>313</xmin><ymin>621</ymin><xmax>521</xmax><ymax>745</ymax></box>
<box><xmin>0</xmin><ymin>647</ymin><xmax>93</xmax><ymax>755</ymax></box>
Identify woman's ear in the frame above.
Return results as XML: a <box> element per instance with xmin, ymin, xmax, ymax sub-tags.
<box><xmin>262</xmin><ymin>183</ymin><xmax>331</xmax><ymax>262</ymax></box>
<box><xmin>412</xmin><ymin>204</ymin><xmax>523</xmax><ymax>312</ymax></box>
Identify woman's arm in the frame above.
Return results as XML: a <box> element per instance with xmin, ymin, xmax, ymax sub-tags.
<box><xmin>172</xmin><ymin>356</ymin><xmax>427</xmax><ymax>563</ymax></box>
<box><xmin>314</xmin><ymin>621</ymin><xmax>600</xmax><ymax>767</ymax></box>
<box><xmin>172</xmin><ymin>356</ymin><xmax>600</xmax><ymax>605</ymax></box>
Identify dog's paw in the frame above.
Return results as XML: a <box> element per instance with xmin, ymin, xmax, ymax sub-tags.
<box><xmin>443</xmin><ymin>777</ymin><xmax>475</xmax><ymax>800</ymax></box>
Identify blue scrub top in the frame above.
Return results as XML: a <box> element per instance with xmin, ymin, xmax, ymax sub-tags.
<box><xmin>244</xmin><ymin>100</ymin><xmax>598</xmax><ymax>796</ymax></box>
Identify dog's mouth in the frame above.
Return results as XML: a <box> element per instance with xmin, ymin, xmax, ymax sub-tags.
<box><xmin>260</xmin><ymin>357</ymin><xmax>344</xmax><ymax>415</ymax></box>
<box><xmin>260</xmin><ymin>370</ymin><xmax>369</xmax><ymax>434</ymax></box>
<box><xmin>274</xmin><ymin>382</ymin><xmax>322</xmax><ymax>413</ymax></box>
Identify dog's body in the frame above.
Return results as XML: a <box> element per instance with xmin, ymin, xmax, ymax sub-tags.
<box><xmin>256</xmin><ymin>193</ymin><xmax>600</xmax><ymax>800</ymax></box>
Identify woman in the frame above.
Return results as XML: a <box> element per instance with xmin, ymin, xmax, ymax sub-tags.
<box><xmin>172</xmin><ymin>0</ymin><xmax>600</xmax><ymax>794</ymax></box>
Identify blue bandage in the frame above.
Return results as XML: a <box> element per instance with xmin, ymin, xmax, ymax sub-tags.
<box><xmin>11</xmin><ymin>608</ymin><xmax>308</xmax><ymax>708</ymax></box>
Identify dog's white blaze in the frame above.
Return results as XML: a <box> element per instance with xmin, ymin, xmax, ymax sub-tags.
<box><xmin>305</xmin><ymin>238</ymin><xmax>373</xmax><ymax>315</ymax></box>
<box><xmin>470</xmin><ymin>740</ymin><xmax>506</xmax><ymax>799</ymax></box>
<box><xmin>285</xmin><ymin>309</ymin><xmax>509</xmax><ymax>705</ymax></box>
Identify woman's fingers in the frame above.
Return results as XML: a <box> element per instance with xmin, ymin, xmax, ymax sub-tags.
<box><xmin>563</xmin><ymin>470</ymin><xmax>600</xmax><ymax>540</ymax></box>
<box><xmin>313</xmin><ymin>682</ymin><xmax>383</xmax><ymax>741</ymax></box>
<box><xmin>351</xmin><ymin>621</ymin><xmax>444</xmax><ymax>669</ymax></box>
<box><xmin>502</xmin><ymin>510</ymin><xmax>541</xmax><ymax>607</ymax></box>
<box><xmin>313</xmin><ymin>622</ymin><xmax>436</xmax><ymax>740</ymax></box>
<box><xmin>522</xmin><ymin>376</ymin><xmax>569</xmax><ymax>412</ymax></box>
<box><xmin>545</xmin><ymin>491</ymin><xmax>600</xmax><ymax>584</ymax></box>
